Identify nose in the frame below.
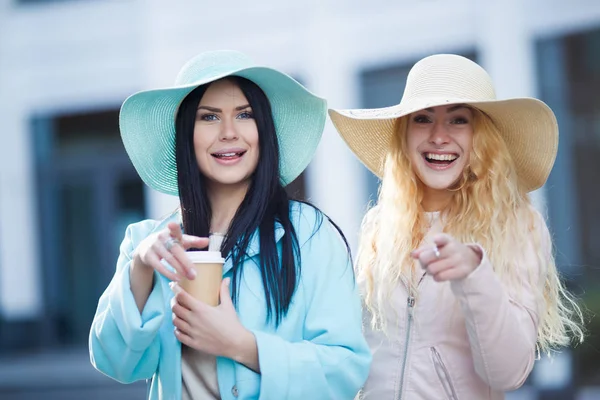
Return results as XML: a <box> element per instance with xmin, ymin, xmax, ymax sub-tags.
<box><xmin>429</xmin><ymin>121</ymin><xmax>450</xmax><ymax>146</ymax></box>
<box><xmin>219</xmin><ymin>119</ymin><xmax>238</xmax><ymax>141</ymax></box>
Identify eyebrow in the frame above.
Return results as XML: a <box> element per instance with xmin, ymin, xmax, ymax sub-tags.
<box><xmin>197</xmin><ymin>104</ymin><xmax>251</xmax><ymax>112</ymax></box>
<box><xmin>423</xmin><ymin>105</ymin><xmax>469</xmax><ymax>113</ymax></box>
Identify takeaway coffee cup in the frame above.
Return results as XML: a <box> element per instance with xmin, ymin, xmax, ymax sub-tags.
<box><xmin>180</xmin><ymin>251</ymin><xmax>225</xmax><ymax>306</ymax></box>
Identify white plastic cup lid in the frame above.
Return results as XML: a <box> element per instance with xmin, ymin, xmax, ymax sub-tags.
<box><xmin>187</xmin><ymin>251</ymin><xmax>225</xmax><ymax>264</ymax></box>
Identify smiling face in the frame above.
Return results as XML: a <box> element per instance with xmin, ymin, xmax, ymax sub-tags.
<box><xmin>193</xmin><ymin>79</ymin><xmax>260</xmax><ymax>189</ymax></box>
<box><xmin>406</xmin><ymin>104</ymin><xmax>474</xmax><ymax>198</ymax></box>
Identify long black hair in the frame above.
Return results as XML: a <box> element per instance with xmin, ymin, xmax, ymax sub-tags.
<box><xmin>175</xmin><ymin>76</ymin><xmax>350</xmax><ymax>325</ymax></box>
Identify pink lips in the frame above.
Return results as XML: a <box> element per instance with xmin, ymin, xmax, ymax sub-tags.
<box><xmin>211</xmin><ymin>148</ymin><xmax>247</xmax><ymax>165</ymax></box>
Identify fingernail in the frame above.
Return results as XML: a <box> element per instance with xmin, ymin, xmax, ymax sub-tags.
<box><xmin>170</xmin><ymin>282</ymin><xmax>181</xmax><ymax>293</ymax></box>
<box><xmin>188</xmin><ymin>268</ymin><xmax>196</xmax><ymax>280</ymax></box>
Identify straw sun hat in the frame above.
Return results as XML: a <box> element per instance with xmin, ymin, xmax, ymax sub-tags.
<box><xmin>120</xmin><ymin>50</ymin><xmax>327</xmax><ymax>196</ymax></box>
<box><xmin>328</xmin><ymin>54</ymin><xmax>558</xmax><ymax>192</ymax></box>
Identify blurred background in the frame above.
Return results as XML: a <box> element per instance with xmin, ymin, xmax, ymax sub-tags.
<box><xmin>0</xmin><ymin>0</ymin><xmax>599</xmax><ymax>399</ymax></box>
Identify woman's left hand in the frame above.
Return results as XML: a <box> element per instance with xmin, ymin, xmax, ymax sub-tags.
<box><xmin>171</xmin><ymin>278</ymin><xmax>260</xmax><ymax>371</ymax></box>
<box><xmin>411</xmin><ymin>233</ymin><xmax>483</xmax><ymax>282</ymax></box>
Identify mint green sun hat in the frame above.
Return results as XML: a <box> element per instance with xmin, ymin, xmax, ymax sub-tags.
<box><xmin>119</xmin><ymin>50</ymin><xmax>327</xmax><ymax>196</ymax></box>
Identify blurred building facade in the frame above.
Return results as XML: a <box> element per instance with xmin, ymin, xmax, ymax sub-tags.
<box><xmin>0</xmin><ymin>0</ymin><xmax>599</xmax><ymax>399</ymax></box>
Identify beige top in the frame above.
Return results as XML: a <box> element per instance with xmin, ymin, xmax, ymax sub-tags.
<box><xmin>181</xmin><ymin>345</ymin><xmax>220</xmax><ymax>400</ymax></box>
<box><xmin>181</xmin><ymin>232</ymin><xmax>224</xmax><ymax>399</ymax></box>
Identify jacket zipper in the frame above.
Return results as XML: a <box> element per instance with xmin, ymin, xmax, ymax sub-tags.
<box><xmin>396</xmin><ymin>296</ymin><xmax>414</xmax><ymax>400</ymax></box>
<box><xmin>431</xmin><ymin>347</ymin><xmax>459</xmax><ymax>400</ymax></box>
<box><xmin>397</xmin><ymin>272</ymin><xmax>426</xmax><ymax>400</ymax></box>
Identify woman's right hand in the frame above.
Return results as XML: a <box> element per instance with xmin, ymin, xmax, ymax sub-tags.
<box><xmin>132</xmin><ymin>222</ymin><xmax>209</xmax><ymax>282</ymax></box>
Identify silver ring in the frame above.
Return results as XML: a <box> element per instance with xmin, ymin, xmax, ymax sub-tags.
<box><xmin>433</xmin><ymin>245</ymin><xmax>440</xmax><ymax>259</ymax></box>
<box><xmin>164</xmin><ymin>237</ymin><xmax>181</xmax><ymax>252</ymax></box>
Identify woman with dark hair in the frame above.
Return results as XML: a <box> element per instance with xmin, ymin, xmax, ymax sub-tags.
<box><xmin>89</xmin><ymin>50</ymin><xmax>371</xmax><ymax>400</ymax></box>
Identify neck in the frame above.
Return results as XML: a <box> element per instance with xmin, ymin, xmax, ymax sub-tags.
<box><xmin>421</xmin><ymin>186</ymin><xmax>453</xmax><ymax>212</ymax></box>
<box><xmin>207</xmin><ymin>181</ymin><xmax>250</xmax><ymax>234</ymax></box>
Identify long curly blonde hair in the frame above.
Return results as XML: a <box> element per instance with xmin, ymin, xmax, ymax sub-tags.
<box><xmin>357</xmin><ymin>108</ymin><xmax>584</xmax><ymax>353</ymax></box>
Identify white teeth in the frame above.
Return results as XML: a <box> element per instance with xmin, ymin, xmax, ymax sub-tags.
<box><xmin>425</xmin><ymin>153</ymin><xmax>458</xmax><ymax>161</ymax></box>
<box><xmin>214</xmin><ymin>152</ymin><xmax>239</xmax><ymax>157</ymax></box>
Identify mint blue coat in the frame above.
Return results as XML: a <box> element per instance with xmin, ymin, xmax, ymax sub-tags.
<box><xmin>89</xmin><ymin>202</ymin><xmax>371</xmax><ymax>399</ymax></box>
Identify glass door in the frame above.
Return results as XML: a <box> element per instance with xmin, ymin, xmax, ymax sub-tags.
<box><xmin>35</xmin><ymin>110</ymin><xmax>146</xmax><ymax>348</ymax></box>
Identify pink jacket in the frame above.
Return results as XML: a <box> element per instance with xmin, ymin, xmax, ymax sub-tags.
<box><xmin>360</xmin><ymin>216</ymin><xmax>543</xmax><ymax>400</ymax></box>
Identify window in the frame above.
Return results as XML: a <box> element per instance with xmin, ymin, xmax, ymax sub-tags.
<box><xmin>536</xmin><ymin>27</ymin><xmax>600</xmax><ymax>387</ymax></box>
<box><xmin>33</xmin><ymin>109</ymin><xmax>146</xmax><ymax>347</ymax></box>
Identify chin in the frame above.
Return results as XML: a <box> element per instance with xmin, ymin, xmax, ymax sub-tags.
<box><xmin>419</xmin><ymin>175</ymin><xmax>463</xmax><ymax>191</ymax></box>
<box><xmin>214</xmin><ymin>177</ymin><xmax>251</xmax><ymax>186</ymax></box>
<box><xmin>425</xmin><ymin>183</ymin><xmax>455</xmax><ymax>190</ymax></box>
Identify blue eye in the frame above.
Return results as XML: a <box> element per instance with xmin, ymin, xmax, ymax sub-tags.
<box><xmin>199</xmin><ymin>113</ymin><xmax>218</xmax><ymax>122</ymax></box>
<box><xmin>238</xmin><ymin>111</ymin><xmax>254</xmax><ymax>119</ymax></box>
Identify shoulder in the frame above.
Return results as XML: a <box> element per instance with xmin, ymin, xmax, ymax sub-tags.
<box><xmin>361</xmin><ymin>204</ymin><xmax>379</xmax><ymax>226</ymax></box>
<box><xmin>289</xmin><ymin>200</ymin><xmax>321</xmax><ymax>228</ymax></box>
<box><xmin>122</xmin><ymin>210</ymin><xmax>181</xmax><ymax>244</ymax></box>
<box><xmin>288</xmin><ymin>200</ymin><xmax>348</xmax><ymax>252</ymax></box>
<box><xmin>287</xmin><ymin>202</ymin><xmax>353</xmax><ymax>287</ymax></box>
<box><xmin>526</xmin><ymin>204</ymin><xmax>553</xmax><ymax>256</ymax></box>
<box><xmin>528</xmin><ymin>205</ymin><xmax>549</xmax><ymax>230</ymax></box>
<box><xmin>289</xmin><ymin>201</ymin><xmax>327</xmax><ymax>239</ymax></box>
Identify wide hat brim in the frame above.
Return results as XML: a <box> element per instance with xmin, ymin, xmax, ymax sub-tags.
<box><xmin>120</xmin><ymin>60</ymin><xmax>326</xmax><ymax>196</ymax></box>
<box><xmin>329</xmin><ymin>96</ymin><xmax>558</xmax><ymax>192</ymax></box>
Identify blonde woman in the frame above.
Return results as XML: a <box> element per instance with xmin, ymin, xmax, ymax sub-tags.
<box><xmin>329</xmin><ymin>54</ymin><xmax>584</xmax><ymax>400</ymax></box>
